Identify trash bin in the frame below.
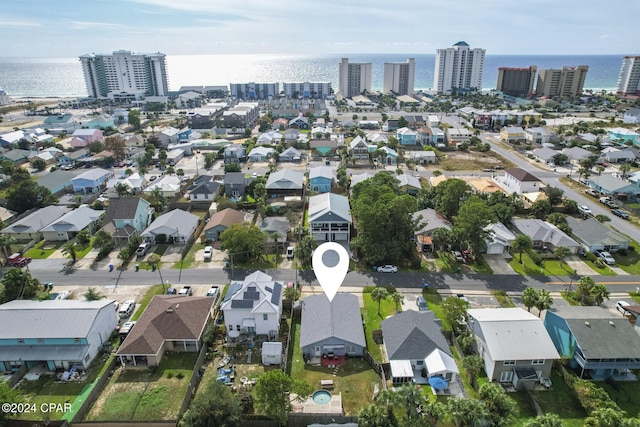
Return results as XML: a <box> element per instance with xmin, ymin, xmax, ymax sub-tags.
<box><xmin>135</xmin><ymin>263</ymin><xmax>140</xmax><ymax>272</ymax></box>
<box><xmin>152</xmin><ymin>264</ymin><xmax>156</xmax><ymax>272</ymax></box>
<box><xmin>109</xmin><ymin>264</ymin><xmax>114</xmax><ymax>272</ymax></box>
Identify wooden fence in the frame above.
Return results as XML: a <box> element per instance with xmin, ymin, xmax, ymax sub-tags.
<box><xmin>72</xmin><ymin>356</ymin><xmax>118</xmax><ymax>422</ymax></box>
<box><xmin>177</xmin><ymin>344</ymin><xmax>208</xmax><ymax>418</ymax></box>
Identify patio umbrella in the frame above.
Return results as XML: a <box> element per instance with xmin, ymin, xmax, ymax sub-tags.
<box><xmin>428</xmin><ymin>376</ymin><xmax>449</xmax><ymax>390</ymax></box>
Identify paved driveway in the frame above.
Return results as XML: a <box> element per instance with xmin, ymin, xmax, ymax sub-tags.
<box><xmin>483</xmin><ymin>254</ymin><xmax>515</xmax><ymax>274</ymax></box>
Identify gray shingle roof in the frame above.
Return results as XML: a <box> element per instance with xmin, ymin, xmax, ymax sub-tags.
<box><xmin>413</xmin><ymin>208</ymin><xmax>452</xmax><ymax>234</ymax></box>
<box><xmin>142</xmin><ymin>209</ymin><xmax>199</xmax><ymax>237</ymax></box>
<box><xmin>103</xmin><ymin>197</ymin><xmax>149</xmax><ymax>223</ymax></box>
<box><xmin>565</xmin><ymin>217</ymin><xmax>630</xmax><ymax>248</ymax></box>
<box><xmin>36</xmin><ymin>170</ymin><xmax>82</xmax><ymax>192</ymax></box>
<box><xmin>266</xmin><ymin>168</ymin><xmax>304</xmax><ymax>190</ymax></box>
<box><xmin>308</xmin><ymin>193</ymin><xmax>351</xmax><ymax>223</ymax></box>
<box><xmin>300</xmin><ymin>293</ymin><xmax>365</xmax><ymax>348</ymax></box>
<box><xmin>2</xmin><ymin>205</ymin><xmax>72</xmax><ymax>234</ymax></box>
<box><xmin>589</xmin><ymin>175</ymin><xmax>637</xmax><ymax>193</ymax></box>
<box><xmin>512</xmin><ymin>219</ymin><xmax>579</xmax><ymax>248</ymax></box>
<box><xmin>381</xmin><ymin>310</ymin><xmax>450</xmax><ymax>361</ymax></box>
<box><xmin>40</xmin><ymin>206</ymin><xmax>103</xmax><ymax>233</ymax></box>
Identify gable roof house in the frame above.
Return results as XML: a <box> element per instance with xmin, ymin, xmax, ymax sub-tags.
<box><xmin>512</xmin><ymin>218</ymin><xmax>580</xmax><ymax>253</ymax></box>
<box><xmin>397</xmin><ymin>127</ymin><xmax>418</xmax><ymax>145</ymax></box>
<box><xmin>0</xmin><ymin>130</ymin><xmax>25</xmax><ymax>147</ymax></box>
<box><xmin>1</xmin><ymin>149</ymin><xmax>31</xmax><ymax>164</ymax></box>
<box><xmin>349</xmin><ymin>135</ymin><xmax>370</xmax><ymax>161</ymax></box>
<box><xmin>101</xmin><ymin>197</ymin><xmax>153</xmax><ymax>243</ymax></box>
<box><xmin>525</xmin><ymin>127</ymin><xmax>555</xmax><ymax>145</ymax></box>
<box><xmin>600</xmin><ymin>147</ymin><xmax>636</xmax><ymax>163</ymax></box>
<box><xmin>588</xmin><ymin>175</ymin><xmax>640</xmax><ymax>198</ymax></box>
<box><xmin>188</xmin><ymin>178</ymin><xmax>221</xmax><ymax>202</ymax></box>
<box><xmin>532</xmin><ymin>147</ymin><xmax>559</xmax><ymax>164</ymax></box>
<box><xmin>143</xmin><ymin>175</ymin><xmax>182</xmax><ymax>198</ymax></box>
<box><xmin>382</xmin><ymin>310</ymin><xmax>459</xmax><ymax>386</ymax></box>
<box><xmin>483</xmin><ymin>222</ymin><xmax>516</xmax><ymax>255</ymax></box>
<box><xmin>224</xmin><ymin>144</ymin><xmax>246</xmax><ymax>164</ymax></box>
<box><xmin>256</xmin><ymin>131</ymin><xmax>282</xmax><ymax>145</ymax></box>
<box><xmin>288</xmin><ymin>116</ymin><xmax>310</xmax><ymax>130</ymax></box>
<box><xmin>309</xmin><ymin>166</ymin><xmax>334</xmax><ymax>193</ymax></box>
<box><xmin>623</xmin><ymin>108</ymin><xmax>640</xmax><ymax>125</ymax></box>
<box><xmin>43</xmin><ymin>113</ymin><xmax>78</xmax><ymax>134</ymax></box>
<box><xmin>70</xmin><ymin>129</ymin><xmax>103</xmax><ymax>149</ymax></box>
<box><xmin>278</xmin><ymin>146</ymin><xmax>302</xmax><ymax>162</ymax></box>
<box><xmin>500</xmin><ymin>126</ymin><xmax>526</xmax><ymax>143</ymax></box>
<box><xmin>71</xmin><ymin>168</ymin><xmax>112</xmax><ymax>194</ymax></box>
<box><xmin>565</xmin><ymin>217</ymin><xmax>630</xmax><ymax>253</ymax></box>
<box><xmin>503</xmin><ymin>168</ymin><xmax>541</xmax><ymax>194</ymax></box>
<box><xmin>141</xmin><ymin>209</ymin><xmax>199</xmax><ymax>244</ymax></box>
<box><xmin>544</xmin><ymin>306</ymin><xmax>640</xmax><ymax>380</ymax></box>
<box><xmin>1</xmin><ymin>205</ymin><xmax>71</xmax><ymax>240</ymax></box>
<box><xmin>396</xmin><ymin>173</ymin><xmax>422</xmax><ymax>195</ymax></box>
<box><xmin>300</xmin><ymin>294</ymin><xmax>366</xmax><ymax>363</ymax></box>
<box><xmin>413</xmin><ymin>208</ymin><xmax>452</xmax><ymax>252</ymax></box>
<box><xmin>40</xmin><ymin>206</ymin><xmax>104</xmax><ymax>241</ymax></box>
<box><xmin>310</xmin><ymin>138</ymin><xmax>338</xmax><ymax>159</ymax></box>
<box><xmin>284</xmin><ymin>128</ymin><xmax>299</xmax><ymax>142</ymax></box>
<box><xmin>0</xmin><ymin>299</ymin><xmax>118</xmax><ymax>372</ymax></box>
<box><xmin>157</xmin><ymin>126</ymin><xmax>180</xmax><ymax>147</ymax></box>
<box><xmin>378</xmin><ymin>145</ymin><xmax>398</xmax><ymax>165</ymax></box>
<box><xmin>266</xmin><ymin>168</ymin><xmax>304</xmax><ymax>197</ymax></box>
<box><xmin>204</xmin><ymin>208</ymin><xmax>246</xmax><ymax>241</ymax></box>
<box><xmin>308</xmin><ymin>193</ymin><xmax>351</xmax><ymax>242</ymax></box>
<box><xmin>256</xmin><ymin>217</ymin><xmax>290</xmax><ymax>248</ymax></box>
<box><xmin>468</xmin><ymin>308</ymin><xmax>560</xmax><ymax>389</ymax></box>
<box><xmin>224</xmin><ymin>172</ymin><xmax>254</xmax><ymax>198</ymax></box>
<box><xmin>562</xmin><ymin>146</ymin><xmax>594</xmax><ymax>162</ymax></box>
<box><xmin>248</xmin><ymin>146</ymin><xmax>274</xmax><ymax>162</ymax></box>
<box><xmin>220</xmin><ymin>270</ymin><xmax>283</xmax><ymax>339</ymax></box>
<box><xmin>36</xmin><ymin>169</ymin><xmax>81</xmax><ymax>195</ymax></box>
<box><xmin>116</xmin><ymin>296</ymin><xmax>215</xmax><ymax>367</ymax></box>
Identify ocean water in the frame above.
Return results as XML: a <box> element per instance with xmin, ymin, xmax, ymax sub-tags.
<box><xmin>0</xmin><ymin>53</ymin><xmax>623</xmax><ymax>98</ymax></box>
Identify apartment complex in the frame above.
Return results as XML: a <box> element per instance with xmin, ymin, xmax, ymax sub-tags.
<box><xmin>229</xmin><ymin>83</ymin><xmax>279</xmax><ymax>100</ymax></box>
<box><xmin>79</xmin><ymin>50</ymin><xmax>169</xmax><ymax>100</ymax></box>
<box><xmin>282</xmin><ymin>82</ymin><xmax>332</xmax><ymax>98</ymax></box>
<box><xmin>536</xmin><ymin>66</ymin><xmax>589</xmax><ymax>99</ymax></box>
<box><xmin>496</xmin><ymin>66</ymin><xmax>537</xmax><ymax>97</ymax></box>
<box><xmin>617</xmin><ymin>56</ymin><xmax>640</xmax><ymax>97</ymax></box>
<box><xmin>434</xmin><ymin>41</ymin><xmax>485</xmax><ymax>94</ymax></box>
<box><xmin>383</xmin><ymin>58</ymin><xmax>416</xmax><ymax>95</ymax></box>
<box><xmin>338</xmin><ymin>58</ymin><xmax>372</xmax><ymax>98</ymax></box>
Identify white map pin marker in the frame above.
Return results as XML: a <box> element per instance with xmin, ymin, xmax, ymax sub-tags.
<box><xmin>312</xmin><ymin>242</ymin><xmax>349</xmax><ymax>302</ymax></box>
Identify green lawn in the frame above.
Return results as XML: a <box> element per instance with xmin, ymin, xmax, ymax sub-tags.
<box><xmin>434</xmin><ymin>250</ymin><xmax>462</xmax><ymax>273</ymax></box>
<box><xmin>153</xmin><ymin>244</ymin><xmax>170</xmax><ymax>256</ymax></box>
<box><xmin>422</xmin><ymin>287</ymin><xmax>448</xmax><ymax>329</ymax></box>
<box><xmin>24</xmin><ymin>240</ymin><xmax>63</xmax><ymax>259</ymax></box>
<box><xmin>75</xmin><ymin>238</ymin><xmax>94</xmax><ymax>260</ymax></box>
<box><xmin>289</xmin><ymin>319</ymin><xmax>381</xmax><ymax>416</ymax></box>
<box><xmin>613</xmin><ymin>246</ymin><xmax>640</xmax><ymax>275</ymax></box>
<box><xmin>131</xmin><ymin>284</ymin><xmax>165</xmax><ymax>321</ymax></box>
<box><xmin>509</xmin><ymin>253</ymin><xmax>575</xmax><ymax>276</ymax></box>
<box><xmin>361</xmin><ymin>288</ymin><xmax>399</xmax><ymax>361</ymax></box>
<box><xmin>529</xmin><ymin>369</ymin><xmax>587</xmax><ymax>427</ymax></box>
<box><xmin>583</xmin><ymin>259</ymin><xmax>617</xmax><ymax>276</ymax></box>
<box><xmin>87</xmin><ymin>352</ymin><xmax>197</xmax><ymax>421</ymax></box>
<box><xmin>492</xmin><ymin>290</ymin><xmax>516</xmax><ymax>307</ymax></box>
<box><xmin>468</xmin><ymin>255</ymin><xmax>493</xmax><ymax>274</ymax></box>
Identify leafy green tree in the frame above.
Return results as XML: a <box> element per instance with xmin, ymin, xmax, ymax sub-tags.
<box><xmin>31</xmin><ymin>158</ymin><xmax>46</xmax><ymax>171</ymax></box>
<box><xmin>453</xmin><ymin>195</ymin><xmax>497</xmax><ymax>254</ymax></box>
<box><xmin>442</xmin><ymin>296</ymin><xmax>469</xmax><ymax>333</ymax></box>
<box><xmin>577</xmin><ymin>276</ymin><xmax>596</xmax><ymax>305</ymax></box>
<box><xmin>105</xmin><ymin>135</ymin><xmax>127</xmax><ymax>160</ymax></box>
<box><xmin>93</xmin><ymin>229</ymin><xmax>113</xmax><ymax>251</ymax></box>
<box><xmin>478</xmin><ymin>382</ymin><xmax>517</xmax><ymax>427</ymax></box>
<box><xmin>224</xmin><ymin>162</ymin><xmax>241</xmax><ymax>173</ymax></box>
<box><xmin>554</xmin><ymin>246</ymin><xmax>572</xmax><ymax>268</ymax></box>
<box><xmin>115</xmin><ymin>182</ymin><xmax>132</xmax><ymax>198</ymax></box>
<box><xmin>534</xmin><ymin>289</ymin><xmax>553</xmax><ymax>317</ymax></box>
<box><xmin>595</xmin><ymin>214</ymin><xmax>611</xmax><ymax>223</ymax></box>
<box><xmin>397</xmin><ymin>383</ymin><xmax>423</xmax><ymax>423</ymax></box>
<box><xmin>0</xmin><ymin>380</ymin><xmax>24</xmax><ymax>424</ymax></box>
<box><xmin>182</xmin><ymin>380</ymin><xmax>242</xmax><ymax>427</ymax></box>
<box><xmin>619</xmin><ymin>163</ymin><xmax>632</xmax><ymax>178</ymax></box>
<box><xmin>522</xmin><ymin>287</ymin><xmax>538</xmax><ymax>312</ymax></box>
<box><xmin>463</xmin><ymin>354</ymin><xmax>484</xmax><ymax>381</ymax></box>
<box><xmin>294</xmin><ymin>234</ymin><xmax>317</xmax><ymax>268</ymax></box>
<box><xmin>448</xmin><ymin>397</ymin><xmax>489</xmax><ymax>427</ymax></box>
<box><xmin>204</xmin><ymin>153</ymin><xmax>216</xmax><ymax>169</ymax></box>
<box><xmin>220</xmin><ymin>224</ymin><xmax>266</xmax><ymax>264</ymax></box>
<box><xmin>524</xmin><ymin>413</ymin><xmax>564</xmax><ymax>427</ymax></box>
<box><xmin>6</xmin><ymin>180</ymin><xmax>56</xmax><ymax>214</ymax></box>
<box><xmin>513</xmin><ymin>234</ymin><xmax>533</xmax><ymax>263</ymax></box>
<box><xmin>434</xmin><ymin>178</ymin><xmax>472</xmax><ymax>218</ymax></box>
<box><xmin>397</xmin><ymin>116</ymin><xmax>408</xmax><ymax>128</ymax></box>
<box><xmin>76</xmin><ymin>229</ymin><xmax>91</xmax><ymax>245</ymax></box>
<box><xmin>0</xmin><ymin>233</ymin><xmax>16</xmax><ymax>265</ymax></box>
<box><xmin>128</xmin><ymin>109</ymin><xmax>141</xmax><ymax>129</ymax></box>
<box><xmin>545</xmin><ymin>186</ymin><xmax>564</xmax><ymax>206</ymax></box>
<box><xmin>358</xmin><ymin>403</ymin><xmax>396</xmax><ymax>427</ymax></box>
<box><xmin>547</xmin><ymin>212</ymin><xmax>568</xmax><ymax>228</ymax></box>
<box><xmin>61</xmin><ymin>241</ymin><xmax>77</xmax><ymax>263</ymax></box>
<box><xmin>0</xmin><ymin>268</ymin><xmax>40</xmax><ymax>303</ymax></box>
<box><xmin>390</xmin><ymin>291</ymin><xmax>404</xmax><ymax>313</ymax></box>
<box><xmin>371</xmin><ymin>287</ymin><xmax>389</xmax><ymax>316</ymax></box>
<box><xmin>530</xmin><ymin>199</ymin><xmax>553</xmax><ymax>219</ymax></box>
<box><xmin>591</xmin><ymin>284</ymin><xmax>610</xmax><ymax>306</ymax></box>
<box><xmin>253</xmin><ymin>369</ymin><xmax>312</xmax><ymax>425</ymax></box>
<box><xmin>84</xmin><ymin>287</ymin><xmax>104</xmax><ymax>301</ymax></box>
<box><xmin>563</xmin><ymin>199</ymin><xmax>579</xmax><ymax>215</ymax></box>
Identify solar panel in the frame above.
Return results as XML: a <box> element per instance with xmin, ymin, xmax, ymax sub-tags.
<box><xmin>244</xmin><ymin>291</ymin><xmax>260</xmax><ymax>300</ymax></box>
<box><xmin>271</xmin><ymin>282</ymin><xmax>282</xmax><ymax>305</ymax></box>
<box><xmin>247</xmin><ymin>286</ymin><xmax>256</xmax><ymax>292</ymax></box>
<box><xmin>265</xmin><ymin>286</ymin><xmax>273</xmax><ymax>293</ymax></box>
<box><xmin>231</xmin><ymin>300</ymin><xmax>254</xmax><ymax>309</ymax></box>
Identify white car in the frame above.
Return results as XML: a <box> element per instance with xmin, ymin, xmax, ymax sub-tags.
<box><xmin>377</xmin><ymin>265</ymin><xmax>398</xmax><ymax>273</ymax></box>
<box><xmin>578</xmin><ymin>205</ymin><xmax>592</xmax><ymax>216</ymax></box>
<box><xmin>598</xmin><ymin>251</ymin><xmax>615</xmax><ymax>265</ymax></box>
<box><xmin>203</xmin><ymin>246</ymin><xmax>213</xmax><ymax>261</ymax></box>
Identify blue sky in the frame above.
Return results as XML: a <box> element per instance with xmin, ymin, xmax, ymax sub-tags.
<box><xmin>1</xmin><ymin>0</ymin><xmax>637</xmax><ymax>57</ymax></box>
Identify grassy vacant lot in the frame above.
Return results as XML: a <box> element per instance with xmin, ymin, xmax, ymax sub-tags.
<box><xmin>24</xmin><ymin>240</ymin><xmax>63</xmax><ymax>259</ymax></box>
<box><xmin>289</xmin><ymin>319</ymin><xmax>380</xmax><ymax>416</ymax></box>
<box><xmin>361</xmin><ymin>288</ymin><xmax>399</xmax><ymax>361</ymax></box>
<box><xmin>438</xmin><ymin>151</ymin><xmax>513</xmax><ymax>171</ymax></box>
<box><xmin>131</xmin><ymin>284</ymin><xmax>165</xmax><ymax>321</ymax></box>
<box><xmin>613</xmin><ymin>246</ymin><xmax>640</xmax><ymax>275</ymax></box>
<box><xmin>87</xmin><ymin>352</ymin><xmax>197</xmax><ymax>421</ymax></box>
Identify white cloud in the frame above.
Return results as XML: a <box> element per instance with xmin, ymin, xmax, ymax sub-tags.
<box><xmin>0</xmin><ymin>19</ymin><xmax>41</xmax><ymax>28</ymax></box>
<box><xmin>69</xmin><ymin>21</ymin><xmax>124</xmax><ymax>30</ymax></box>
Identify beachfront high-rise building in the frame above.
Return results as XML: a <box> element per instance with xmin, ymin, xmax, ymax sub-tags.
<box><xmin>496</xmin><ymin>66</ymin><xmax>537</xmax><ymax>97</ymax></box>
<box><xmin>283</xmin><ymin>82</ymin><xmax>332</xmax><ymax>98</ymax></box>
<box><xmin>229</xmin><ymin>83</ymin><xmax>279</xmax><ymax>100</ymax></box>
<box><xmin>79</xmin><ymin>50</ymin><xmax>168</xmax><ymax>100</ymax></box>
<box><xmin>616</xmin><ymin>56</ymin><xmax>640</xmax><ymax>97</ymax></box>
<box><xmin>383</xmin><ymin>58</ymin><xmax>416</xmax><ymax>95</ymax></box>
<box><xmin>338</xmin><ymin>58</ymin><xmax>372</xmax><ymax>98</ymax></box>
<box><xmin>536</xmin><ymin>66</ymin><xmax>589</xmax><ymax>99</ymax></box>
<box><xmin>434</xmin><ymin>41</ymin><xmax>485</xmax><ymax>94</ymax></box>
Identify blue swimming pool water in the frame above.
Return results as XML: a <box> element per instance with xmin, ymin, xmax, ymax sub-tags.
<box><xmin>312</xmin><ymin>390</ymin><xmax>332</xmax><ymax>405</ymax></box>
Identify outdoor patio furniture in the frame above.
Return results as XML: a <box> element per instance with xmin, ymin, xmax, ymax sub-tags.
<box><xmin>321</xmin><ymin>379</ymin><xmax>334</xmax><ymax>389</ymax></box>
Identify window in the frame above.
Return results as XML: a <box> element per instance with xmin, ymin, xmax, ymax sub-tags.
<box><xmin>17</xmin><ymin>339</ymin><xmax>24</xmax><ymax>344</ymax></box>
<box><xmin>263</xmin><ymin>314</ymin><xmax>268</xmax><ymax>321</ymax></box>
<box><xmin>74</xmin><ymin>338</ymin><xmax>81</xmax><ymax>343</ymax></box>
<box><xmin>416</xmin><ymin>360</ymin><xmax>424</xmax><ymax>366</ymax></box>
<box><xmin>503</xmin><ymin>360</ymin><xmax>516</xmax><ymax>366</ymax></box>
<box><xmin>236</xmin><ymin>325</ymin><xmax>240</xmax><ymax>331</ymax></box>
<box><xmin>531</xmin><ymin>359</ymin><xmax>545</xmax><ymax>365</ymax></box>
<box><xmin>37</xmin><ymin>338</ymin><xmax>44</xmax><ymax>344</ymax></box>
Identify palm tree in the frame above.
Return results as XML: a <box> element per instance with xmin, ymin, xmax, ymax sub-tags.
<box><xmin>61</xmin><ymin>241</ymin><xmax>77</xmax><ymax>263</ymax></box>
<box><xmin>596</xmin><ymin>165</ymin><xmax>605</xmax><ymax>175</ymax></box>
<box><xmin>534</xmin><ymin>289</ymin><xmax>553</xmax><ymax>317</ymax></box>
<box><xmin>398</xmin><ymin>383</ymin><xmax>423</xmax><ymax>422</ymax></box>
<box><xmin>554</xmin><ymin>246</ymin><xmax>572</xmax><ymax>269</ymax></box>
<box><xmin>463</xmin><ymin>354</ymin><xmax>484</xmax><ymax>382</ymax></box>
<box><xmin>146</xmin><ymin>253</ymin><xmax>165</xmax><ymax>289</ymax></box>
<box><xmin>591</xmin><ymin>284</ymin><xmax>610</xmax><ymax>306</ymax></box>
<box><xmin>370</xmin><ymin>287</ymin><xmax>388</xmax><ymax>316</ymax></box>
<box><xmin>0</xmin><ymin>233</ymin><xmax>16</xmax><ymax>265</ymax></box>
<box><xmin>522</xmin><ymin>287</ymin><xmax>538</xmax><ymax>312</ymax></box>
<box><xmin>619</xmin><ymin>163</ymin><xmax>632</xmax><ymax>178</ymax></box>
<box><xmin>513</xmin><ymin>234</ymin><xmax>532</xmax><ymax>263</ymax></box>
<box><xmin>83</xmin><ymin>287</ymin><xmax>104</xmax><ymax>301</ymax></box>
<box><xmin>390</xmin><ymin>291</ymin><xmax>404</xmax><ymax>313</ymax></box>
<box><xmin>577</xmin><ymin>276</ymin><xmax>595</xmax><ymax>305</ymax></box>
<box><xmin>114</xmin><ymin>182</ymin><xmax>131</xmax><ymax>198</ymax></box>
<box><xmin>151</xmin><ymin>187</ymin><xmax>167</xmax><ymax>211</ymax></box>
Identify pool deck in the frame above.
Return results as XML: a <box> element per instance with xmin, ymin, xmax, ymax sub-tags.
<box><xmin>290</xmin><ymin>392</ymin><xmax>343</xmax><ymax>414</ymax></box>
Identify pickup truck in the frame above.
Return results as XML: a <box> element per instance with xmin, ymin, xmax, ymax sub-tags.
<box><xmin>178</xmin><ymin>286</ymin><xmax>193</xmax><ymax>296</ymax></box>
<box><xmin>135</xmin><ymin>243</ymin><xmax>150</xmax><ymax>257</ymax></box>
<box><xmin>7</xmin><ymin>253</ymin><xmax>32</xmax><ymax>267</ymax></box>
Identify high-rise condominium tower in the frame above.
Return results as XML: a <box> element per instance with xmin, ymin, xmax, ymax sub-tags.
<box><xmin>536</xmin><ymin>66</ymin><xmax>589</xmax><ymax>99</ymax></box>
<box><xmin>496</xmin><ymin>66</ymin><xmax>537</xmax><ymax>97</ymax></box>
<box><xmin>434</xmin><ymin>41</ymin><xmax>485</xmax><ymax>94</ymax></box>
<box><xmin>617</xmin><ymin>56</ymin><xmax>640</xmax><ymax>96</ymax></box>
<box><xmin>383</xmin><ymin>58</ymin><xmax>416</xmax><ymax>95</ymax></box>
<box><xmin>79</xmin><ymin>50</ymin><xmax>169</xmax><ymax>100</ymax></box>
<box><xmin>338</xmin><ymin>58</ymin><xmax>372</xmax><ymax>98</ymax></box>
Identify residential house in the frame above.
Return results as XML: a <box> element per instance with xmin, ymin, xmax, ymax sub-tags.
<box><xmin>189</xmin><ymin>178</ymin><xmax>221</xmax><ymax>202</ymax></box>
<box><xmin>466</xmin><ymin>178</ymin><xmax>505</xmax><ymax>194</ymax></box>
<box><xmin>377</xmin><ymin>145</ymin><xmax>398</xmax><ymax>165</ymax></box>
<box><xmin>203</xmin><ymin>208</ymin><xmax>246</xmax><ymax>241</ymax></box>
<box><xmin>500</xmin><ymin>126</ymin><xmax>526</xmax><ymax>143</ymax></box>
<box><xmin>0</xmin><ymin>130</ymin><xmax>24</xmax><ymax>146</ymax></box>
<box><xmin>257</xmin><ymin>217</ymin><xmax>290</xmax><ymax>248</ymax></box>
<box><xmin>308</xmin><ymin>193</ymin><xmax>352</xmax><ymax>242</ymax></box>
<box><xmin>526</xmin><ymin>127</ymin><xmax>555</xmax><ymax>145</ymax></box>
<box><xmin>175</xmin><ymin>91</ymin><xmax>202</xmax><ymax>108</ymax></box>
<box><xmin>366</xmin><ymin>132</ymin><xmax>388</xmax><ymax>145</ymax></box>
<box><xmin>468</xmin><ymin>308</ymin><xmax>560</xmax><ymax>388</ymax></box>
<box><xmin>1</xmin><ymin>149</ymin><xmax>30</xmax><ymax>164</ymax></box>
<box><xmin>143</xmin><ymin>175</ymin><xmax>182</xmax><ymax>198</ymax></box>
<box><xmin>167</xmin><ymin>148</ymin><xmax>185</xmax><ymax>166</ymax></box>
<box><xmin>266</xmin><ymin>168</ymin><xmax>304</xmax><ymax>197</ymax></box>
<box><xmin>272</xmin><ymin>118</ymin><xmax>288</xmax><ymax>130</ymax></box>
<box><xmin>70</xmin><ymin>129</ymin><xmax>103</xmax><ymax>149</ymax></box>
<box><xmin>284</xmin><ymin>128</ymin><xmax>299</xmax><ymax>142</ymax></box>
<box><xmin>309</xmin><ymin>166</ymin><xmax>334</xmax><ymax>193</ymax></box>
<box><xmin>396</xmin><ymin>173</ymin><xmax>421</xmax><ymax>195</ymax></box>
<box><xmin>310</xmin><ymin>139</ymin><xmax>338</xmax><ymax>159</ymax></box>
<box><xmin>36</xmin><ymin>170</ymin><xmax>80</xmax><ymax>195</ymax></box>
<box><xmin>349</xmin><ymin>136</ymin><xmax>370</xmax><ymax>162</ymax></box>
<box><xmin>409</xmin><ymin>150</ymin><xmax>438</xmax><ymax>165</ymax></box>
<box><xmin>588</xmin><ymin>175</ymin><xmax>639</xmax><ymax>198</ymax></box>
<box><xmin>125</xmin><ymin>134</ymin><xmax>144</xmax><ymax>147</ymax></box>
<box><xmin>116</xmin><ymin>296</ymin><xmax>214</xmax><ymax>367</ymax></box>
<box><xmin>224</xmin><ymin>145</ymin><xmax>246</xmax><ymax>164</ymax></box>
<box><xmin>43</xmin><ymin>114</ymin><xmax>78</xmax><ymax>134</ymax></box>
<box><xmin>349</xmin><ymin>172</ymin><xmax>375</xmax><ymax>193</ymax></box>
<box><xmin>29</xmin><ymin>147</ymin><xmax>63</xmax><ymax>165</ymax></box>
<box><xmin>71</xmin><ymin>168</ymin><xmax>112</xmax><ymax>194</ymax></box>
<box><xmin>40</xmin><ymin>206</ymin><xmax>104</xmax><ymax>241</ymax></box>
<box><xmin>1</xmin><ymin>206</ymin><xmax>71</xmax><ymax>240</ymax></box>
<box><xmin>512</xmin><ymin>219</ymin><xmax>580</xmax><ymax>253</ymax></box>
<box><xmin>86</xmin><ymin>114</ymin><xmax>114</xmax><ymax>129</ymax></box>
<box><xmin>413</xmin><ymin>208</ymin><xmax>452</xmax><ymax>252</ymax></box>
<box><xmin>544</xmin><ymin>306</ymin><xmax>640</xmax><ymax>380</ymax></box>
<box><xmin>102</xmin><ymin>197</ymin><xmax>153</xmax><ymax>243</ymax></box>
<box><xmin>300</xmin><ymin>294</ymin><xmax>365</xmax><ymax>362</ymax></box>
<box><xmin>224</xmin><ymin>172</ymin><xmax>253</xmax><ymax>198</ymax></box>
<box><xmin>288</xmin><ymin>116</ymin><xmax>310</xmax><ymax>130</ymax></box>
<box><xmin>397</xmin><ymin>127</ymin><xmax>418</xmax><ymax>145</ymax></box>
<box><xmin>385</xmin><ymin>119</ymin><xmax>399</xmax><ymax>131</ymax></box>
<box><xmin>483</xmin><ymin>222</ymin><xmax>516</xmax><ymax>255</ymax></box>
<box><xmin>157</xmin><ymin>127</ymin><xmax>180</xmax><ymax>147</ymax></box>
<box><xmin>109</xmin><ymin>172</ymin><xmax>145</xmax><ymax>195</ymax></box>
<box><xmin>446</xmin><ymin>127</ymin><xmax>472</xmax><ymax>146</ymax></box>
<box><xmin>278</xmin><ymin>146</ymin><xmax>302</xmax><ymax>162</ymax></box>
<box><xmin>622</xmin><ymin>108</ymin><xmax>640</xmax><ymax>125</ymax></box>
<box><xmin>256</xmin><ymin>131</ymin><xmax>282</xmax><ymax>145</ymax></box>
<box><xmin>382</xmin><ymin>310</ymin><xmax>459</xmax><ymax>386</ymax></box>
<box><xmin>562</xmin><ymin>146</ymin><xmax>594</xmax><ymax>163</ymax></box>
<box><xmin>600</xmin><ymin>147</ymin><xmax>636</xmax><ymax>163</ymax></box>
<box><xmin>58</xmin><ymin>148</ymin><xmax>90</xmax><ymax>167</ymax></box>
<box><xmin>0</xmin><ymin>300</ymin><xmax>117</xmax><ymax>372</ymax></box>
<box><xmin>248</xmin><ymin>146</ymin><xmax>274</xmax><ymax>162</ymax></box>
<box><xmin>608</xmin><ymin>127</ymin><xmax>639</xmax><ymax>145</ymax></box>
<box><xmin>565</xmin><ymin>217</ymin><xmax>630</xmax><ymax>253</ymax></box>
<box><xmin>141</xmin><ymin>209</ymin><xmax>199</xmax><ymax>244</ymax></box>
<box><xmin>220</xmin><ymin>270</ymin><xmax>283</xmax><ymax>338</ymax></box>
<box><xmin>503</xmin><ymin>168</ymin><xmax>541</xmax><ymax>194</ymax></box>
<box><xmin>532</xmin><ymin>147</ymin><xmax>559</xmax><ymax>164</ymax></box>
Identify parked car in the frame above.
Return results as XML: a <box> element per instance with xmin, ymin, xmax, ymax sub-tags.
<box><xmin>599</xmin><ymin>197</ymin><xmax>610</xmax><ymax>204</ymax></box>
<box><xmin>584</xmin><ymin>189</ymin><xmax>599</xmax><ymax>197</ymax></box>
<box><xmin>457</xmin><ymin>294</ymin><xmax>470</xmax><ymax>303</ymax></box>
<box><xmin>149</xmin><ymin>175</ymin><xmax>158</xmax><ymax>181</ymax></box>
<box><xmin>119</xmin><ymin>321</ymin><xmax>136</xmax><ymax>340</ymax></box>
<box><xmin>377</xmin><ymin>265</ymin><xmax>398</xmax><ymax>273</ymax></box>
<box><xmin>203</xmin><ymin>246</ymin><xmax>213</xmax><ymax>261</ymax></box>
<box><xmin>452</xmin><ymin>251</ymin><xmax>464</xmax><ymax>262</ymax></box>
<box><xmin>7</xmin><ymin>253</ymin><xmax>32</xmax><ymax>267</ymax></box>
<box><xmin>578</xmin><ymin>205</ymin><xmax>592</xmax><ymax>216</ymax></box>
<box><xmin>617</xmin><ymin>300</ymin><xmax>630</xmax><ymax>314</ymax></box>
<box><xmin>118</xmin><ymin>300</ymin><xmax>135</xmax><ymax>319</ymax></box>
<box><xmin>597</xmin><ymin>251</ymin><xmax>616</xmax><ymax>265</ymax></box>
<box><xmin>612</xmin><ymin>209</ymin><xmax>630</xmax><ymax>219</ymax></box>
<box><xmin>206</xmin><ymin>286</ymin><xmax>219</xmax><ymax>298</ymax></box>
<box><xmin>135</xmin><ymin>243</ymin><xmax>151</xmax><ymax>257</ymax></box>
<box><xmin>286</xmin><ymin>246</ymin><xmax>294</xmax><ymax>259</ymax></box>
<box><xmin>166</xmin><ymin>287</ymin><xmax>177</xmax><ymax>295</ymax></box>
<box><xmin>416</xmin><ymin>296</ymin><xmax>428</xmax><ymax>311</ymax></box>
<box><xmin>178</xmin><ymin>286</ymin><xmax>193</xmax><ymax>296</ymax></box>
<box><xmin>461</xmin><ymin>249</ymin><xmax>473</xmax><ymax>262</ymax></box>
